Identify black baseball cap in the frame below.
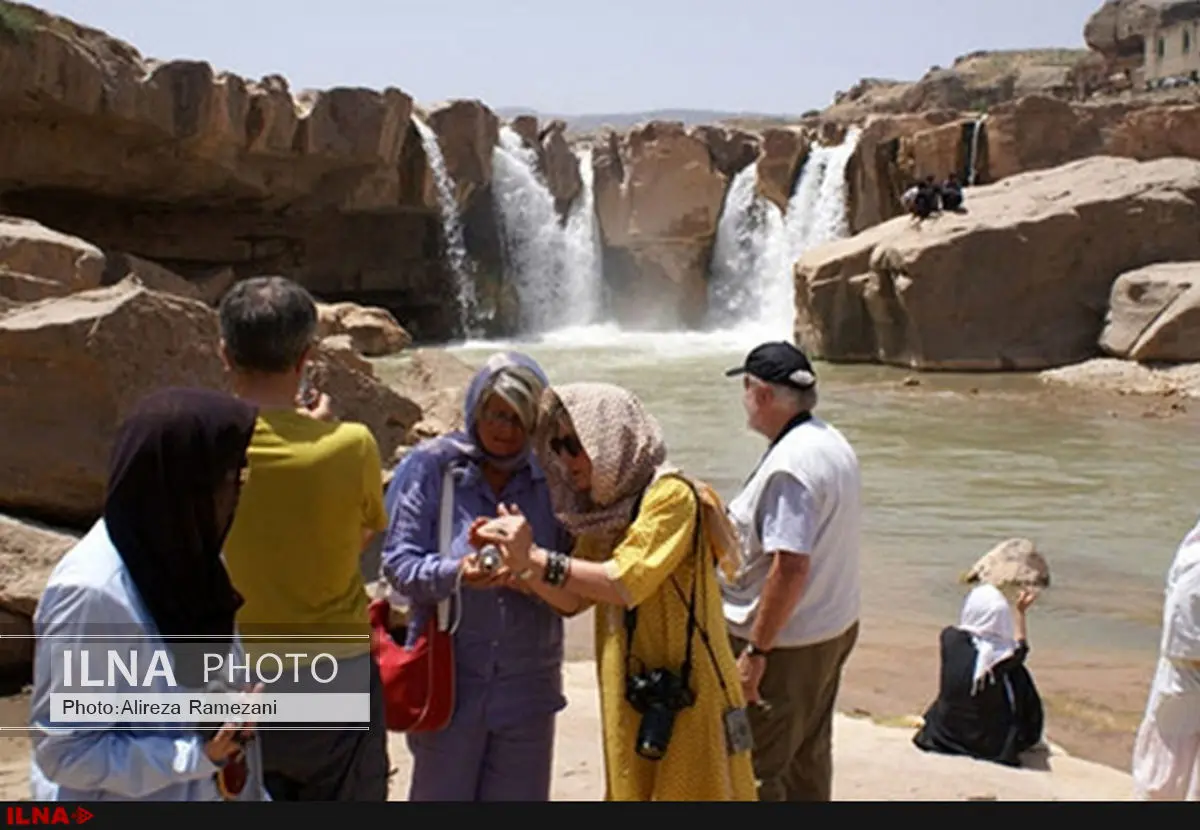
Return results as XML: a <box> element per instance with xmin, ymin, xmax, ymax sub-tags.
<box><xmin>724</xmin><ymin>341</ymin><xmax>817</xmax><ymax>390</ymax></box>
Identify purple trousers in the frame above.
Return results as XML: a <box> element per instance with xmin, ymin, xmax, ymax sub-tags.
<box><xmin>405</xmin><ymin>700</ymin><xmax>556</xmax><ymax>801</ymax></box>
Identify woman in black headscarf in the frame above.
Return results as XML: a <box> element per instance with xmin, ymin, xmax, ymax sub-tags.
<box><xmin>30</xmin><ymin>387</ymin><xmax>271</xmax><ymax>801</ymax></box>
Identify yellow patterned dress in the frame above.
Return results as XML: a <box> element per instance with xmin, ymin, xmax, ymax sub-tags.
<box><xmin>575</xmin><ymin>475</ymin><xmax>757</xmax><ymax>801</ymax></box>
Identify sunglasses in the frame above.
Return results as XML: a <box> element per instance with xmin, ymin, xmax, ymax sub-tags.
<box><xmin>549</xmin><ymin>434</ymin><xmax>583</xmax><ymax>457</ymax></box>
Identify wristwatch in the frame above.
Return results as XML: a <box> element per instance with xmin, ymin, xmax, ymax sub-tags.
<box><xmin>743</xmin><ymin>643</ymin><xmax>770</xmax><ymax>658</ymax></box>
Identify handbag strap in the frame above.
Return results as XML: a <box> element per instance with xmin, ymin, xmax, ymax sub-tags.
<box><xmin>436</xmin><ymin>464</ymin><xmax>463</xmax><ymax>635</ymax></box>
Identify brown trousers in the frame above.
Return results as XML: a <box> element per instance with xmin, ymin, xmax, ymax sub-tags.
<box><xmin>731</xmin><ymin>621</ymin><xmax>859</xmax><ymax>802</ymax></box>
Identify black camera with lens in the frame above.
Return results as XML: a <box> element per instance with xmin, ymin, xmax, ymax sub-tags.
<box><xmin>625</xmin><ymin>667</ymin><xmax>696</xmax><ymax>761</ymax></box>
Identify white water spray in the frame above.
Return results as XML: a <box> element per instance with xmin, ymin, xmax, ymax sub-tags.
<box><xmin>708</xmin><ymin>127</ymin><xmax>861</xmax><ymax>338</ymax></box>
<box><xmin>491</xmin><ymin>126</ymin><xmax>603</xmax><ymax>334</ymax></box>
<box><xmin>412</xmin><ymin>116</ymin><xmax>477</xmax><ymax>336</ymax></box>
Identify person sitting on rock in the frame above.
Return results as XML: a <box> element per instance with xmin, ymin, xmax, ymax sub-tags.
<box><xmin>912</xmin><ymin>583</ymin><xmax>1044</xmax><ymax>767</ymax></box>
<box><xmin>940</xmin><ymin>174</ymin><xmax>965</xmax><ymax>212</ymax></box>
<box><xmin>908</xmin><ymin>176</ymin><xmax>938</xmax><ymax>221</ymax></box>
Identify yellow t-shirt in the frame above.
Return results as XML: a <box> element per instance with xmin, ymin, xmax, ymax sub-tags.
<box><xmin>221</xmin><ymin>410</ymin><xmax>388</xmax><ymax>663</ymax></box>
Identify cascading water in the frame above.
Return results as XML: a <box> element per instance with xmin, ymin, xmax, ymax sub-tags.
<box><xmin>707</xmin><ymin>127</ymin><xmax>861</xmax><ymax>338</ymax></box>
<box><xmin>967</xmin><ymin>114</ymin><xmax>987</xmax><ymax>186</ymax></box>
<box><xmin>412</xmin><ymin>116</ymin><xmax>478</xmax><ymax>337</ymax></box>
<box><xmin>491</xmin><ymin>126</ymin><xmax>603</xmax><ymax>334</ymax></box>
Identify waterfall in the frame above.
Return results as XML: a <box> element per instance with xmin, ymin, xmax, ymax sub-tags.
<box><xmin>561</xmin><ymin>145</ymin><xmax>604</xmax><ymax>325</ymax></box>
<box><xmin>412</xmin><ymin>116</ymin><xmax>477</xmax><ymax>337</ymax></box>
<box><xmin>707</xmin><ymin>127</ymin><xmax>861</xmax><ymax>338</ymax></box>
<box><xmin>491</xmin><ymin>125</ymin><xmax>603</xmax><ymax>334</ymax></box>
<box><xmin>967</xmin><ymin>114</ymin><xmax>987</xmax><ymax>186</ymax></box>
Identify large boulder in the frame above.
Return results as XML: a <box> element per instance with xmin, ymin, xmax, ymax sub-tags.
<box><xmin>316</xmin><ymin>301</ymin><xmax>412</xmax><ymax>357</ymax></box>
<box><xmin>794</xmin><ymin>156</ymin><xmax>1200</xmax><ymax>370</ymax></box>
<box><xmin>0</xmin><ymin>280</ymin><xmax>227</xmax><ymax>526</ymax></box>
<box><xmin>592</xmin><ymin>122</ymin><xmax>728</xmax><ymax>328</ymax></box>
<box><xmin>0</xmin><ymin>215</ymin><xmax>105</xmax><ymax>302</ymax></box>
<box><xmin>0</xmin><ymin>279</ymin><xmax>425</xmax><ymax>526</ymax></box>
<box><xmin>1100</xmin><ymin>262</ymin><xmax>1200</xmax><ymax>361</ymax></box>
<box><xmin>377</xmin><ymin>348</ymin><xmax>478</xmax><ymax>440</ymax></box>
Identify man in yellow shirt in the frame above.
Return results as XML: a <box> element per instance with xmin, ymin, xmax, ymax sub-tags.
<box><xmin>217</xmin><ymin>276</ymin><xmax>389</xmax><ymax>801</ymax></box>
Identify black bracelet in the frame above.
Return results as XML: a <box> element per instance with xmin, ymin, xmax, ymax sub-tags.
<box><xmin>543</xmin><ymin>551</ymin><xmax>569</xmax><ymax>588</ymax></box>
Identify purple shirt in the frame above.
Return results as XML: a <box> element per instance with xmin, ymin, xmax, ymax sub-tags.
<box><xmin>381</xmin><ymin>446</ymin><xmax>568</xmax><ymax>730</ymax></box>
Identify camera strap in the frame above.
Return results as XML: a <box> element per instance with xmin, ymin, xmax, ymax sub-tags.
<box><xmin>623</xmin><ymin>474</ymin><xmax>703</xmax><ymax>693</ymax></box>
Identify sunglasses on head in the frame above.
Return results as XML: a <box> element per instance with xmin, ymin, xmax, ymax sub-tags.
<box><xmin>549</xmin><ymin>434</ymin><xmax>583</xmax><ymax>457</ymax></box>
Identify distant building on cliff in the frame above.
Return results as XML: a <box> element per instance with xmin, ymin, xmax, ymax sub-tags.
<box><xmin>1142</xmin><ymin>3</ymin><xmax>1200</xmax><ymax>88</ymax></box>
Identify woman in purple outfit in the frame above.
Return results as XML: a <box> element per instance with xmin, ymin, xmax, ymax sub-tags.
<box><xmin>380</xmin><ymin>351</ymin><xmax>569</xmax><ymax>801</ymax></box>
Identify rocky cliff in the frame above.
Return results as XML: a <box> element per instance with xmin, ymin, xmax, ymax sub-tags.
<box><xmin>0</xmin><ymin>2</ymin><xmax>591</xmax><ymax>342</ymax></box>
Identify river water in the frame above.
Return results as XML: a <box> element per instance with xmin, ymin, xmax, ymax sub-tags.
<box><xmin>379</xmin><ymin>323</ymin><xmax>1200</xmax><ymax>664</ymax></box>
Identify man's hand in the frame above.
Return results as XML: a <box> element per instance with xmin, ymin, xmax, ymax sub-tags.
<box><xmin>297</xmin><ymin>391</ymin><xmax>334</xmax><ymax>422</ymax></box>
<box><xmin>737</xmin><ymin>650</ymin><xmax>766</xmax><ymax>705</ymax></box>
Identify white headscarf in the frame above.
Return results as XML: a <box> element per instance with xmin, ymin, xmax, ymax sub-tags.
<box><xmin>958</xmin><ymin>584</ymin><xmax>1018</xmax><ymax>695</ymax></box>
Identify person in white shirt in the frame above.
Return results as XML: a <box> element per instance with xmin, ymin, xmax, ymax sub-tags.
<box><xmin>1132</xmin><ymin>517</ymin><xmax>1200</xmax><ymax>800</ymax></box>
<box><xmin>721</xmin><ymin>342</ymin><xmax>862</xmax><ymax>802</ymax></box>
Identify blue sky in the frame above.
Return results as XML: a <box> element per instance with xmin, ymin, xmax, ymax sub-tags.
<box><xmin>34</xmin><ymin>0</ymin><xmax>1103</xmax><ymax>114</ymax></box>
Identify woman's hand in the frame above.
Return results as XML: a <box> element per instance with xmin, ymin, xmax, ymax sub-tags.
<box><xmin>1015</xmin><ymin>587</ymin><xmax>1038</xmax><ymax>613</ymax></box>
<box><xmin>459</xmin><ymin>552</ymin><xmax>508</xmax><ymax>589</ymax></box>
<box><xmin>471</xmin><ymin>505</ymin><xmax>534</xmax><ymax>571</ymax></box>
<box><xmin>205</xmin><ymin>683</ymin><xmax>262</xmax><ymax>764</ymax></box>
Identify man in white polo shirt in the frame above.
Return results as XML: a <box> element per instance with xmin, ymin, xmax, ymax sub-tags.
<box><xmin>721</xmin><ymin>341</ymin><xmax>862</xmax><ymax>802</ymax></box>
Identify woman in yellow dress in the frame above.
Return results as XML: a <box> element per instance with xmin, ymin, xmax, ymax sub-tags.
<box><xmin>470</xmin><ymin>382</ymin><xmax>757</xmax><ymax>801</ymax></box>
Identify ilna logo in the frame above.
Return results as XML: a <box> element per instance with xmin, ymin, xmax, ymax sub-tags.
<box><xmin>4</xmin><ymin>806</ymin><xmax>92</xmax><ymax>824</ymax></box>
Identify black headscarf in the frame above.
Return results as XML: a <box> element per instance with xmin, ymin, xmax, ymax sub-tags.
<box><xmin>103</xmin><ymin>387</ymin><xmax>258</xmax><ymax>689</ymax></box>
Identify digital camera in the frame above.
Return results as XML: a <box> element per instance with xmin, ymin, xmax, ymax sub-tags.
<box><xmin>625</xmin><ymin>667</ymin><xmax>695</xmax><ymax>761</ymax></box>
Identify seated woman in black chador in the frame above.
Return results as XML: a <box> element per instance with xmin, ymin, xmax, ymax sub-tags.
<box><xmin>912</xmin><ymin>583</ymin><xmax>1044</xmax><ymax>767</ymax></box>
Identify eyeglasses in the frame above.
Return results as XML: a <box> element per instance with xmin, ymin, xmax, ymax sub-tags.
<box><xmin>549</xmin><ymin>434</ymin><xmax>583</xmax><ymax>457</ymax></box>
<box><xmin>479</xmin><ymin>409</ymin><xmax>524</xmax><ymax>429</ymax></box>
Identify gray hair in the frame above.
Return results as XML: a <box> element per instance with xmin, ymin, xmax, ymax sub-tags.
<box><xmin>765</xmin><ymin>380</ymin><xmax>818</xmax><ymax>414</ymax></box>
<box><xmin>481</xmin><ymin>366</ymin><xmax>545</xmax><ymax>433</ymax></box>
<box><xmin>218</xmin><ymin>276</ymin><xmax>318</xmax><ymax>374</ymax></box>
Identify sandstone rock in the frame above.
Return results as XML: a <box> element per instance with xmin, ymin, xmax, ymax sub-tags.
<box><xmin>1084</xmin><ymin>1</ymin><xmax>1174</xmax><ymax>70</ymax></box>
<box><xmin>0</xmin><ymin>7</ymin><xmax>467</xmax><ymax>341</ymax></box>
<box><xmin>843</xmin><ymin>112</ymin><xmax>962</xmax><ymax>233</ymax></box>
<box><xmin>102</xmin><ymin>251</ymin><xmax>203</xmax><ymax>301</ymax></box>
<box><xmin>899</xmin><ymin>118</ymin><xmax>986</xmax><ymax>185</ymax></box>
<box><xmin>1041</xmin><ymin>356</ymin><xmax>1200</xmax><ymax>396</ymax></box>
<box><xmin>689</xmin><ymin>125</ymin><xmax>761</xmax><ymax>180</ymax></box>
<box><xmin>794</xmin><ymin>156</ymin><xmax>1200</xmax><ymax>370</ymax></box>
<box><xmin>756</xmin><ymin>128</ymin><xmax>810</xmax><ymax>212</ymax></box>
<box><xmin>307</xmin><ymin>341</ymin><xmax>423</xmax><ymax>459</ymax></box>
<box><xmin>1101</xmin><ymin>262</ymin><xmax>1200</xmax><ymax>361</ymax></box>
<box><xmin>426</xmin><ymin>100</ymin><xmax>500</xmax><ymax>210</ymax></box>
<box><xmin>592</xmin><ymin>121</ymin><xmax>728</xmax><ymax>328</ymax></box>
<box><xmin>539</xmin><ymin>121</ymin><xmax>583</xmax><ymax>217</ymax></box>
<box><xmin>0</xmin><ymin>514</ymin><xmax>79</xmax><ymax>619</ymax></box>
<box><xmin>962</xmin><ymin>538</ymin><xmax>1051</xmax><ymax>589</ymax></box>
<box><xmin>316</xmin><ymin>301</ymin><xmax>412</xmax><ymax>357</ymax></box>
<box><xmin>0</xmin><ymin>216</ymin><xmax>105</xmax><ymax>299</ymax></box>
<box><xmin>379</xmin><ymin>348</ymin><xmax>477</xmax><ymax>439</ymax></box>
<box><xmin>318</xmin><ymin>334</ymin><xmax>374</xmax><ymax>375</ymax></box>
<box><xmin>511</xmin><ymin>115</ymin><xmax>539</xmax><ymax>148</ymax></box>
<box><xmin>0</xmin><ymin>269</ymin><xmax>72</xmax><ymax>303</ymax></box>
<box><xmin>0</xmin><ymin>279</ymin><xmax>226</xmax><ymax>526</ymax></box>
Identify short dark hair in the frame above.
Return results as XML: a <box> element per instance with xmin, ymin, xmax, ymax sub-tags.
<box><xmin>218</xmin><ymin>276</ymin><xmax>318</xmax><ymax>373</ymax></box>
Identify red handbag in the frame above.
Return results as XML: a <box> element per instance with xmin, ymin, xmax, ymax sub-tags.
<box><xmin>370</xmin><ymin>464</ymin><xmax>460</xmax><ymax>733</ymax></box>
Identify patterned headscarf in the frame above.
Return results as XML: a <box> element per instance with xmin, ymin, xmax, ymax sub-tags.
<box><xmin>535</xmin><ymin>382</ymin><xmax>742</xmax><ymax>579</ymax></box>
